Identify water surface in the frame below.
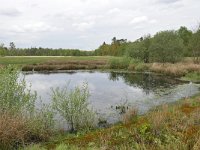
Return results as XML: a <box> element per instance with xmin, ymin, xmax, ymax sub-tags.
<box><xmin>24</xmin><ymin>71</ymin><xmax>200</xmax><ymax>123</ymax></box>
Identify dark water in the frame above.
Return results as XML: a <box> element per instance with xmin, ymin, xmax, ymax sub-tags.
<box><xmin>24</xmin><ymin>71</ymin><xmax>200</xmax><ymax>123</ymax></box>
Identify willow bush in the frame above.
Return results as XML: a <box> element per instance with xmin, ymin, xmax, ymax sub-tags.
<box><xmin>51</xmin><ymin>83</ymin><xmax>97</xmax><ymax>132</ymax></box>
<box><xmin>0</xmin><ymin>66</ymin><xmax>54</xmax><ymax>149</ymax></box>
<box><xmin>0</xmin><ymin>65</ymin><xmax>36</xmax><ymax>114</ymax></box>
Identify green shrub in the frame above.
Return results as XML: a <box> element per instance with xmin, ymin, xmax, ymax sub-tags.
<box><xmin>149</xmin><ymin>30</ymin><xmax>184</xmax><ymax>63</ymax></box>
<box><xmin>109</xmin><ymin>57</ymin><xmax>131</xmax><ymax>69</ymax></box>
<box><xmin>25</xmin><ymin>104</ymin><xmax>55</xmax><ymax>142</ymax></box>
<box><xmin>0</xmin><ymin>66</ymin><xmax>54</xmax><ymax>149</ymax></box>
<box><xmin>109</xmin><ymin>58</ymin><xmax>119</xmax><ymax>69</ymax></box>
<box><xmin>0</xmin><ymin>65</ymin><xmax>36</xmax><ymax>114</ymax></box>
<box><xmin>135</xmin><ymin>63</ymin><xmax>149</xmax><ymax>71</ymax></box>
<box><xmin>129</xmin><ymin>58</ymin><xmax>142</xmax><ymax>64</ymax></box>
<box><xmin>128</xmin><ymin>59</ymin><xmax>143</xmax><ymax>71</ymax></box>
<box><xmin>51</xmin><ymin>83</ymin><xmax>97</xmax><ymax>132</ymax></box>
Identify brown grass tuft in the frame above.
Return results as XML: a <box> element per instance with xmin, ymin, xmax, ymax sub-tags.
<box><xmin>0</xmin><ymin>112</ymin><xmax>52</xmax><ymax>149</ymax></box>
<box><xmin>122</xmin><ymin>108</ymin><xmax>138</xmax><ymax>125</ymax></box>
<box><xmin>150</xmin><ymin>62</ymin><xmax>200</xmax><ymax>76</ymax></box>
<box><xmin>0</xmin><ymin>112</ymin><xmax>27</xmax><ymax>149</ymax></box>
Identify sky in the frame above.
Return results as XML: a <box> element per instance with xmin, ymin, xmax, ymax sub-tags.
<box><xmin>0</xmin><ymin>0</ymin><xmax>200</xmax><ymax>50</ymax></box>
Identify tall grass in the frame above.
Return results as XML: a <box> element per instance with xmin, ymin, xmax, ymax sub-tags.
<box><xmin>182</xmin><ymin>72</ymin><xmax>200</xmax><ymax>82</ymax></box>
<box><xmin>150</xmin><ymin>63</ymin><xmax>200</xmax><ymax>77</ymax></box>
<box><xmin>109</xmin><ymin>57</ymin><xmax>131</xmax><ymax>69</ymax></box>
<box><xmin>0</xmin><ymin>110</ymin><xmax>54</xmax><ymax>150</ymax></box>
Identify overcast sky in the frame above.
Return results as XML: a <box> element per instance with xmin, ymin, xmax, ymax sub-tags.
<box><xmin>0</xmin><ymin>0</ymin><xmax>200</xmax><ymax>50</ymax></box>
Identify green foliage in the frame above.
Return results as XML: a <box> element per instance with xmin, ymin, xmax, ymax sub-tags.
<box><xmin>0</xmin><ymin>66</ymin><xmax>55</xmax><ymax>149</ymax></box>
<box><xmin>0</xmin><ymin>44</ymin><xmax>94</xmax><ymax>56</ymax></box>
<box><xmin>139</xmin><ymin>123</ymin><xmax>151</xmax><ymax>135</ymax></box>
<box><xmin>0</xmin><ymin>65</ymin><xmax>36</xmax><ymax>113</ymax></box>
<box><xmin>135</xmin><ymin>63</ymin><xmax>149</xmax><ymax>71</ymax></box>
<box><xmin>189</xmin><ymin>27</ymin><xmax>200</xmax><ymax>63</ymax></box>
<box><xmin>26</xmin><ymin>104</ymin><xmax>55</xmax><ymax>138</ymax></box>
<box><xmin>0</xmin><ymin>43</ymin><xmax>5</xmax><ymax>56</ymax></box>
<box><xmin>95</xmin><ymin>38</ymin><xmax>128</xmax><ymax>56</ymax></box>
<box><xmin>126</xmin><ymin>35</ymin><xmax>151</xmax><ymax>63</ymax></box>
<box><xmin>178</xmin><ymin>26</ymin><xmax>192</xmax><ymax>46</ymax></box>
<box><xmin>51</xmin><ymin>83</ymin><xmax>97</xmax><ymax>131</ymax></box>
<box><xmin>182</xmin><ymin>72</ymin><xmax>200</xmax><ymax>82</ymax></box>
<box><xmin>109</xmin><ymin>57</ymin><xmax>131</xmax><ymax>69</ymax></box>
<box><xmin>109</xmin><ymin>58</ymin><xmax>119</xmax><ymax>69</ymax></box>
<box><xmin>129</xmin><ymin>58</ymin><xmax>142</xmax><ymax>64</ymax></box>
<box><xmin>178</xmin><ymin>26</ymin><xmax>193</xmax><ymax>56</ymax></box>
<box><xmin>149</xmin><ymin>30</ymin><xmax>184</xmax><ymax>63</ymax></box>
<box><xmin>126</xmin><ymin>41</ymin><xmax>145</xmax><ymax>59</ymax></box>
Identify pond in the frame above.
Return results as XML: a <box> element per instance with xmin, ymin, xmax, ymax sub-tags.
<box><xmin>24</xmin><ymin>71</ymin><xmax>200</xmax><ymax>124</ymax></box>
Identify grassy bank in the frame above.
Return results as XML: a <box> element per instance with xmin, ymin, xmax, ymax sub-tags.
<box><xmin>108</xmin><ymin>57</ymin><xmax>200</xmax><ymax>82</ymax></box>
<box><xmin>1</xmin><ymin>56</ymin><xmax>200</xmax><ymax>81</ymax></box>
<box><xmin>0</xmin><ymin>56</ymin><xmax>112</xmax><ymax>65</ymax></box>
<box><xmin>1</xmin><ymin>56</ymin><xmax>200</xmax><ymax>82</ymax></box>
<box><xmin>24</xmin><ymin>94</ymin><xmax>200</xmax><ymax>150</ymax></box>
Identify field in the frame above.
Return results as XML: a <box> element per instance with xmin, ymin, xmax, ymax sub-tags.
<box><xmin>0</xmin><ymin>56</ymin><xmax>115</xmax><ymax>71</ymax></box>
<box><xmin>0</xmin><ymin>56</ymin><xmax>113</xmax><ymax>65</ymax></box>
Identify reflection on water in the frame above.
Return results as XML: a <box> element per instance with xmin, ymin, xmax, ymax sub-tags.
<box><xmin>23</xmin><ymin>71</ymin><xmax>200</xmax><ymax>123</ymax></box>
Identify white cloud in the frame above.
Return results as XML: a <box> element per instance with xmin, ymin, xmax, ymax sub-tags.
<box><xmin>72</xmin><ymin>21</ymin><xmax>95</xmax><ymax>31</ymax></box>
<box><xmin>149</xmin><ymin>19</ymin><xmax>158</xmax><ymax>24</ymax></box>
<box><xmin>130</xmin><ymin>16</ymin><xmax>157</xmax><ymax>25</ymax></box>
<box><xmin>157</xmin><ymin>0</ymin><xmax>181</xmax><ymax>4</ymax></box>
<box><xmin>130</xmin><ymin>16</ymin><xmax>148</xmax><ymax>24</ymax></box>
<box><xmin>0</xmin><ymin>0</ymin><xmax>199</xmax><ymax>49</ymax></box>
<box><xmin>11</xmin><ymin>22</ymin><xmax>60</xmax><ymax>33</ymax></box>
<box><xmin>108</xmin><ymin>8</ymin><xmax>121</xmax><ymax>14</ymax></box>
<box><xmin>0</xmin><ymin>8</ymin><xmax>21</xmax><ymax>17</ymax></box>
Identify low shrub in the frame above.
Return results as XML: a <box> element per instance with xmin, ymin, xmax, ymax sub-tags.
<box><xmin>51</xmin><ymin>83</ymin><xmax>97</xmax><ymax>132</ymax></box>
<box><xmin>0</xmin><ymin>66</ymin><xmax>54</xmax><ymax>149</ymax></box>
<box><xmin>0</xmin><ymin>111</ymin><xmax>54</xmax><ymax>150</ymax></box>
<box><xmin>109</xmin><ymin>57</ymin><xmax>131</xmax><ymax>69</ymax></box>
<box><xmin>0</xmin><ymin>65</ymin><xmax>36</xmax><ymax>114</ymax></box>
<box><xmin>135</xmin><ymin>63</ymin><xmax>149</xmax><ymax>71</ymax></box>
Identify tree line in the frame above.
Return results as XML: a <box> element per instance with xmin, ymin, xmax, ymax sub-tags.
<box><xmin>0</xmin><ymin>43</ymin><xmax>93</xmax><ymax>56</ymax></box>
<box><xmin>95</xmin><ymin>25</ymin><xmax>200</xmax><ymax>63</ymax></box>
<box><xmin>1</xmin><ymin>25</ymin><xmax>200</xmax><ymax>63</ymax></box>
